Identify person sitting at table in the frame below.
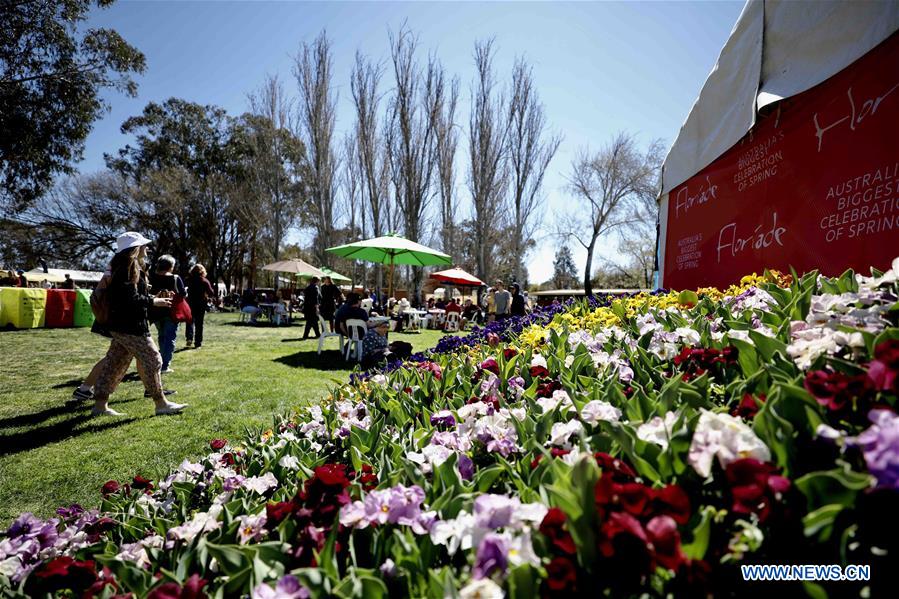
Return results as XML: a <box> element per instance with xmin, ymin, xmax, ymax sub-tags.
<box><xmin>361</xmin><ymin>321</ymin><xmax>390</xmax><ymax>367</ymax></box>
<box><xmin>435</xmin><ymin>298</ymin><xmax>447</xmax><ymax>310</ymax></box>
<box><xmin>426</xmin><ymin>297</ymin><xmax>436</xmax><ymax>310</ymax></box>
<box><xmin>444</xmin><ymin>297</ymin><xmax>464</xmax><ymax>329</ymax></box>
<box><xmin>462</xmin><ymin>298</ymin><xmax>479</xmax><ymax>323</ymax></box>
<box><xmin>240</xmin><ymin>287</ymin><xmax>262</xmax><ymax>323</ymax></box>
<box><xmin>334</xmin><ymin>293</ymin><xmax>369</xmax><ymax>335</ymax></box>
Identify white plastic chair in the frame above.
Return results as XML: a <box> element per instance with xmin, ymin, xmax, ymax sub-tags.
<box><xmin>317</xmin><ymin>314</ymin><xmax>343</xmax><ymax>354</ymax></box>
<box><xmin>444</xmin><ymin>311</ymin><xmax>461</xmax><ymax>332</ymax></box>
<box><xmin>344</xmin><ymin>318</ymin><xmax>367</xmax><ymax>362</ymax></box>
<box><xmin>360</xmin><ymin>298</ymin><xmax>373</xmax><ymax>314</ymax></box>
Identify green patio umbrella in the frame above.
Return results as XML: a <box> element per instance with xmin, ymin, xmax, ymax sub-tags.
<box><xmin>296</xmin><ymin>266</ymin><xmax>351</xmax><ymax>283</ymax></box>
<box><xmin>326</xmin><ymin>233</ymin><xmax>452</xmax><ymax>297</ymax></box>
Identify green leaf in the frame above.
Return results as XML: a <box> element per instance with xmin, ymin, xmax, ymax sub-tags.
<box><xmin>795</xmin><ymin>468</ymin><xmax>874</xmax><ymax>510</ymax></box>
<box><xmin>802</xmin><ymin>503</ymin><xmax>844</xmax><ymax>541</ymax></box>
<box><xmin>681</xmin><ymin>506</ymin><xmax>714</xmax><ymax>560</ymax></box>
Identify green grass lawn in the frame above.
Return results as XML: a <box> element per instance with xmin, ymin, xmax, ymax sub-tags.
<box><xmin>0</xmin><ymin>312</ymin><xmax>449</xmax><ymax>525</ymax></box>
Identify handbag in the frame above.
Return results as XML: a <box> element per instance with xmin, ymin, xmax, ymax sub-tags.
<box><xmin>170</xmin><ymin>294</ymin><xmax>193</xmax><ymax>323</ymax></box>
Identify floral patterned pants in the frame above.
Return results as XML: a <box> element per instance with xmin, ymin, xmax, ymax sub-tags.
<box><xmin>94</xmin><ymin>332</ymin><xmax>163</xmax><ymax>401</ymax></box>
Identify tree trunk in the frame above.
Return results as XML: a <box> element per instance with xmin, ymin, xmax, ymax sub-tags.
<box><xmin>584</xmin><ymin>238</ymin><xmax>596</xmax><ymax>298</ymax></box>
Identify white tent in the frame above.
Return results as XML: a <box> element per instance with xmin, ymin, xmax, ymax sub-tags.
<box><xmin>25</xmin><ymin>268</ymin><xmax>104</xmax><ymax>284</ymax></box>
<box><xmin>660</xmin><ymin>0</ymin><xmax>899</xmax><ymax>197</ymax></box>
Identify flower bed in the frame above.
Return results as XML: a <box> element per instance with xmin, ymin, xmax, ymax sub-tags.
<box><xmin>2</xmin><ymin>260</ymin><xmax>898</xmax><ymax>598</ymax></box>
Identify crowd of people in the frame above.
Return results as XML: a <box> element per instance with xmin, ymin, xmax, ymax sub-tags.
<box><xmin>38</xmin><ymin>230</ymin><xmax>534</xmax><ymax>411</ymax></box>
<box><xmin>69</xmin><ymin>232</ymin><xmax>217</xmax><ymax>417</ymax></box>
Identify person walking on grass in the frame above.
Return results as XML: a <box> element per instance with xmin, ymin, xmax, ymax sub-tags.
<box><xmin>90</xmin><ymin>232</ymin><xmax>187</xmax><ymax>417</ymax></box>
<box><xmin>493</xmin><ymin>280</ymin><xmax>511</xmax><ymax>321</ymax></box>
<box><xmin>510</xmin><ymin>283</ymin><xmax>527</xmax><ymax>317</ymax></box>
<box><xmin>149</xmin><ymin>255</ymin><xmax>185</xmax><ymax>373</ymax></box>
<box><xmin>319</xmin><ymin>276</ymin><xmax>342</xmax><ymax>332</ymax></box>
<box><xmin>186</xmin><ymin>263</ymin><xmax>215</xmax><ymax>349</ymax></box>
<box><xmin>302</xmin><ymin>276</ymin><xmax>321</xmax><ymax>340</ymax></box>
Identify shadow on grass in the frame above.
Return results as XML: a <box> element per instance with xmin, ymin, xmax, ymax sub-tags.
<box><xmin>0</xmin><ymin>396</ymin><xmax>145</xmax><ymax>431</ymax></box>
<box><xmin>0</xmin><ymin>414</ymin><xmax>138</xmax><ymax>456</ymax></box>
<box><xmin>52</xmin><ymin>378</ymin><xmax>83</xmax><ymax>389</ymax></box>
<box><xmin>273</xmin><ymin>350</ymin><xmax>352</xmax><ymax>371</ymax></box>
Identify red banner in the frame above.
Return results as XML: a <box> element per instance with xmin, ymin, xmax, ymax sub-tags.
<box><xmin>664</xmin><ymin>33</ymin><xmax>899</xmax><ymax>290</ymax></box>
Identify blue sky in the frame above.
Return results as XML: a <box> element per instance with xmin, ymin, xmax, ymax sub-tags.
<box><xmin>83</xmin><ymin>0</ymin><xmax>745</xmax><ymax>282</ymax></box>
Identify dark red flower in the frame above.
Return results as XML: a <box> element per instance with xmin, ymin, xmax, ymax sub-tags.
<box><xmin>29</xmin><ymin>557</ymin><xmax>98</xmax><ymax>595</ymax></box>
<box><xmin>480</xmin><ymin>357</ymin><xmax>500</xmax><ymax>375</ymax></box>
<box><xmin>101</xmin><ymin>480</ymin><xmax>120</xmax><ymax>496</ymax></box>
<box><xmin>868</xmin><ymin>339</ymin><xmax>899</xmax><ymax>393</ymax></box>
<box><xmin>535</xmin><ymin>379</ymin><xmax>561</xmax><ymax>398</ymax></box>
<box><xmin>595</xmin><ymin>474</ymin><xmax>655</xmax><ymax>519</ymax></box>
<box><xmin>544</xmin><ymin>555</ymin><xmax>578</xmax><ymax>593</ymax></box>
<box><xmin>220</xmin><ymin>452</ymin><xmax>236</xmax><ymax>466</ymax></box>
<box><xmin>146</xmin><ymin>574</ymin><xmax>208</xmax><ymax>599</ymax></box>
<box><xmin>731</xmin><ymin>393</ymin><xmax>766</xmax><ymax>419</ymax></box>
<box><xmin>486</xmin><ymin>333</ymin><xmax>501</xmax><ymax>347</ymax></box>
<box><xmin>530</xmin><ymin>365</ymin><xmax>550</xmax><ymax>379</ymax></box>
<box><xmin>593</xmin><ymin>452</ymin><xmax>636</xmax><ymax>482</ymax></box>
<box><xmin>645</xmin><ymin>515</ymin><xmax>686</xmax><ymax>570</ymax></box>
<box><xmin>539</xmin><ymin>508</ymin><xmax>576</xmax><ymax>555</ymax></box>
<box><xmin>597</xmin><ymin>511</ymin><xmax>651</xmax><ymax>562</ymax></box>
<box><xmin>313</xmin><ymin>464</ymin><xmax>350</xmax><ymax>487</ymax></box>
<box><xmin>85</xmin><ymin>517</ymin><xmax>117</xmax><ymax>538</ymax></box>
<box><xmin>804</xmin><ymin>369</ymin><xmax>874</xmax><ymax>412</ymax></box>
<box><xmin>503</xmin><ymin>347</ymin><xmax>518</xmax><ymax>360</ymax></box>
<box><xmin>352</xmin><ymin>464</ymin><xmax>379</xmax><ymax>491</ymax></box>
<box><xmin>209</xmin><ymin>439</ymin><xmax>227</xmax><ymax>450</ymax></box>
<box><xmin>132</xmin><ymin>475</ymin><xmax>153</xmax><ymax>490</ymax></box>
<box><xmin>725</xmin><ymin>458</ymin><xmax>791</xmax><ymax>523</ymax></box>
<box><xmin>651</xmin><ymin>485</ymin><xmax>691</xmax><ymax>526</ymax></box>
<box><xmin>266</xmin><ymin>501</ymin><xmax>296</xmax><ymax>526</ymax></box>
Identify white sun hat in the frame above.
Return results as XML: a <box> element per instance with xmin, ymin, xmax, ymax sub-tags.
<box><xmin>116</xmin><ymin>231</ymin><xmax>153</xmax><ymax>253</ymax></box>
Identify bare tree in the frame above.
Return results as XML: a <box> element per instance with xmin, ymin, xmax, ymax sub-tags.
<box><xmin>294</xmin><ymin>31</ymin><xmax>338</xmax><ymax>266</ymax></box>
<box><xmin>246</xmin><ymin>75</ymin><xmax>306</xmax><ymax>280</ymax></box>
<box><xmin>467</xmin><ymin>39</ymin><xmax>508</xmax><ymax>286</ymax></box>
<box><xmin>350</xmin><ymin>51</ymin><xmax>386</xmax><ymax>290</ymax></box>
<box><xmin>385</xmin><ymin>27</ymin><xmax>442</xmax><ymax>300</ymax></box>
<box><xmin>435</xmin><ymin>73</ymin><xmax>460</xmax><ymax>254</ymax></box>
<box><xmin>563</xmin><ymin>133</ymin><xmax>662</xmax><ymax>297</ymax></box>
<box><xmin>341</xmin><ymin>132</ymin><xmax>363</xmax><ymax>284</ymax></box>
<box><xmin>506</xmin><ymin>57</ymin><xmax>561</xmax><ymax>284</ymax></box>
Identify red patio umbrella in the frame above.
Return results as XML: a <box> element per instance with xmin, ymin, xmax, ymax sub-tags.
<box><xmin>430</xmin><ymin>268</ymin><xmax>485</xmax><ymax>287</ymax></box>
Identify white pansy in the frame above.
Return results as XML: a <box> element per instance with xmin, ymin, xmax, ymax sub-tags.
<box><xmin>167</xmin><ymin>504</ymin><xmax>223</xmax><ymax>545</ymax></box>
<box><xmin>278</xmin><ymin>455</ymin><xmax>300</xmax><ymax>470</ymax></box>
<box><xmin>675</xmin><ymin>327</ymin><xmax>701</xmax><ymax>346</ymax></box>
<box><xmin>536</xmin><ymin>390</ymin><xmax>574</xmax><ymax>414</ymax></box>
<box><xmin>548</xmin><ymin>420</ymin><xmax>584</xmax><ymax>447</ymax></box>
<box><xmin>459</xmin><ymin>578</ymin><xmax>504</xmax><ymax>599</ymax></box>
<box><xmin>687</xmin><ymin>410</ymin><xmax>771</xmax><ymax>478</ymax></box>
<box><xmin>407</xmin><ymin>444</ymin><xmax>453</xmax><ymax>474</ymax></box>
<box><xmin>636</xmin><ymin>412</ymin><xmax>679</xmax><ymax>449</ymax></box>
<box><xmin>371</xmin><ymin>374</ymin><xmax>388</xmax><ymax>385</ymax></box>
<box><xmin>430</xmin><ymin>511</ymin><xmax>476</xmax><ymax>555</ymax></box>
<box><xmin>530</xmin><ymin>354</ymin><xmax>548</xmax><ymax>369</ymax></box>
<box><xmin>507</xmin><ymin>531</ymin><xmax>540</xmax><ymax>568</ymax></box>
<box><xmin>243</xmin><ymin>472</ymin><xmax>279</xmax><ymax>495</ymax></box>
<box><xmin>580</xmin><ymin>399</ymin><xmax>622</xmax><ymax>425</ymax></box>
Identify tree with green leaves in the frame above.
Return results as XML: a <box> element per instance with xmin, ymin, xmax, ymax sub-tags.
<box><xmin>1</xmin><ymin>0</ymin><xmax>145</xmax><ymax>211</ymax></box>
<box><xmin>106</xmin><ymin>98</ymin><xmax>251</xmax><ymax>285</ymax></box>
<box><xmin>552</xmin><ymin>244</ymin><xmax>577</xmax><ymax>289</ymax></box>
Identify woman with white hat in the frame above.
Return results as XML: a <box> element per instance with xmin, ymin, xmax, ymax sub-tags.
<box><xmin>91</xmin><ymin>232</ymin><xmax>188</xmax><ymax>417</ymax></box>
